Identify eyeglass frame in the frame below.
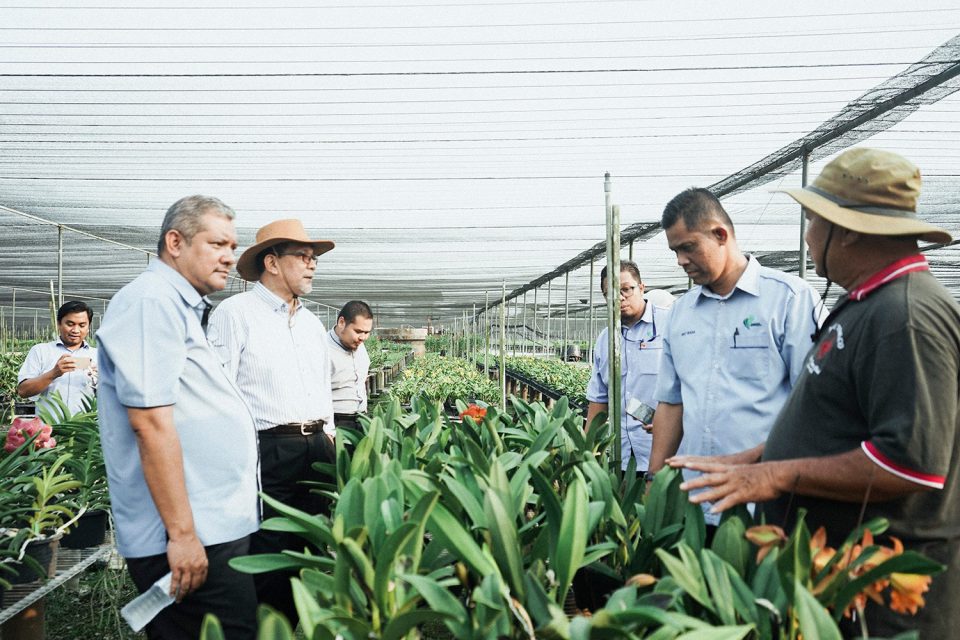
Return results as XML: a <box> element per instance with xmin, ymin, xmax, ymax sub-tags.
<box><xmin>272</xmin><ymin>247</ymin><xmax>318</xmax><ymax>266</ymax></box>
<box><xmin>602</xmin><ymin>284</ymin><xmax>641</xmax><ymax>300</ymax></box>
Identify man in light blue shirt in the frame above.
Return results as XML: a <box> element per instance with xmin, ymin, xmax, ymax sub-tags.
<box><xmin>585</xmin><ymin>261</ymin><xmax>672</xmax><ymax>473</ymax></box>
<box><xmin>649</xmin><ymin>188</ymin><xmax>821</xmax><ymax>524</ymax></box>
<box><xmin>17</xmin><ymin>300</ymin><xmax>98</xmax><ymax>418</ymax></box>
<box><xmin>97</xmin><ymin>195</ymin><xmax>259</xmax><ymax>640</ymax></box>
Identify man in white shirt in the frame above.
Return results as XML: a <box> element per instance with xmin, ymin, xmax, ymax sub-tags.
<box><xmin>326</xmin><ymin>301</ymin><xmax>373</xmax><ymax>432</ymax></box>
<box><xmin>207</xmin><ymin>218</ymin><xmax>336</xmax><ymax>628</ymax></box>
<box><xmin>18</xmin><ymin>300</ymin><xmax>98</xmax><ymax>418</ymax></box>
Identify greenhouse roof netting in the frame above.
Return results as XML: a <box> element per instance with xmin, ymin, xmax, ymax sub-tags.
<box><xmin>1</xmin><ymin>0</ymin><xmax>959</xmax><ymax>328</ymax></box>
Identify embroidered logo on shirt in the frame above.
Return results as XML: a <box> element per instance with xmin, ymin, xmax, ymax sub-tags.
<box><xmin>742</xmin><ymin>315</ymin><xmax>762</xmax><ymax>329</ymax></box>
<box><xmin>806</xmin><ymin>323</ymin><xmax>845</xmax><ymax>375</ymax></box>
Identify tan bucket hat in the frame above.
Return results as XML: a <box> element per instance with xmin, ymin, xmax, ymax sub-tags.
<box><xmin>236</xmin><ymin>219</ymin><xmax>335</xmax><ymax>281</ymax></box>
<box><xmin>775</xmin><ymin>147</ymin><xmax>952</xmax><ymax>244</ymax></box>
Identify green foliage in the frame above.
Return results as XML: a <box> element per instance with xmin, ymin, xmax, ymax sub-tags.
<box><xmin>366</xmin><ymin>335</ymin><xmax>412</xmax><ymax>371</ymax></box>
<box><xmin>389</xmin><ymin>354</ymin><xmax>500</xmax><ymax>405</ymax></box>
<box><xmin>495</xmin><ymin>355</ymin><xmax>592</xmax><ymax>406</ymax></box>
<box><xmin>225</xmin><ymin>396</ymin><xmax>940</xmax><ymax>640</ymax></box>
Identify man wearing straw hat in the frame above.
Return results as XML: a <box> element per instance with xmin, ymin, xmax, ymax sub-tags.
<box><xmin>207</xmin><ymin>218</ymin><xmax>336</xmax><ymax>628</ymax></box>
<box><xmin>670</xmin><ymin>148</ymin><xmax>960</xmax><ymax>637</ymax></box>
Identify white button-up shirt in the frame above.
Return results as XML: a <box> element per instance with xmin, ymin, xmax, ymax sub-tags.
<box><xmin>18</xmin><ymin>339</ymin><xmax>98</xmax><ymax>416</ymax></box>
<box><xmin>207</xmin><ymin>283</ymin><xmax>335</xmax><ymax>434</ymax></box>
<box><xmin>326</xmin><ymin>329</ymin><xmax>370</xmax><ymax>415</ymax></box>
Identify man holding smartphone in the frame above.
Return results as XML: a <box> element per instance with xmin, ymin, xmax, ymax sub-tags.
<box><xmin>584</xmin><ymin>261</ymin><xmax>672</xmax><ymax>474</ymax></box>
<box><xmin>18</xmin><ymin>300</ymin><xmax>98</xmax><ymax>417</ymax></box>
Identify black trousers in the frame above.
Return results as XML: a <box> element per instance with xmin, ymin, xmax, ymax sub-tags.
<box><xmin>126</xmin><ymin>536</ymin><xmax>257</xmax><ymax>640</ymax></box>
<box><xmin>251</xmin><ymin>430</ymin><xmax>336</xmax><ymax>629</ymax></box>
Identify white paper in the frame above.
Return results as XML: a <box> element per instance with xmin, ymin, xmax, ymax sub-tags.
<box><xmin>121</xmin><ymin>572</ymin><xmax>175</xmax><ymax>632</ymax></box>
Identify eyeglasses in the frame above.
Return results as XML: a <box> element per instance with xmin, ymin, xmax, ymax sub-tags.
<box><xmin>278</xmin><ymin>250</ymin><xmax>318</xmax><ymax>266</ymax></box>
<box><xmin>603</xmin><ymin>285</ymin><xmax>640</xmax><ymax>299</ymax></box>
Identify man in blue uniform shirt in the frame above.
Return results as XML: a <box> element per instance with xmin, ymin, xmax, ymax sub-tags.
<box><xmin>585</xmin><ymin>260</ymin><xmax>671</xmax><ymax>473</ymax></box>
<box><xmin>648</xmin><ymin>188</ymin><xmax>822</xmax><ymax>525</ymax></box>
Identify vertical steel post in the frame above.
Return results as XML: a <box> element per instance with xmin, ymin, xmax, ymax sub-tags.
<box><xmin>546</xmin><ymin>279</ymin><xmax>552</xmax><ymax>358</ymax></box>
<box><xmin>532</xmin><ymin>287</ymin><xmax>538</xmax><ymax>355</ymax></box>
<box><xmin>57</xmin><ymin>225</ymin><xmax>64</xmax><ymax>308</ymax></box>
<box><xmin>521</xmin><ymin>291</ymin><xmax>528</xmax><ymax>355</ymax></box>
<box><xmin>484</xmin><ymin>291</ymin><xmax>490</xmax><ymax>377</ymax></box>
<box><xmin>629</xmin><ymin>239</ymin><xmax>634</xmax><ymax>261</ymax></box>
<box><xmin>11</xmin><ymin>288</ymin><xmax>15</xmax><ymax>340</ymax></box>
<box><xmin>606</xmin><ymin>189</ymin><xmax>623</xmax><ymax>473</ymax></box>
<box><xmin>563</xmin><ymin>271</ymin><xmax>570</xmax><ymax>355</ymax></box>
<box><xmin>472</xmin><ymin>303</ymin><xmax>477</xmax><ymax>363</ymax></box>
<box><xmin>588</xmin><ymin>258</ymin><xmax>595</xmax><ymax>363</ymax></box>
<box><xmin>500</xmin><ymin>281</ymin><xmax>507</xmax><ymax>411</ymax></box>
<box><xmin>799</xmin><ymin>150</ymin><xmax>810</xmax><ymax>280</ymax></box>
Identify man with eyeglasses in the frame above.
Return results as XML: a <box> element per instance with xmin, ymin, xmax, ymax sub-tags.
<box><xmin>206</xmin><ymin>218</ymin><xmax>336</xmax><ymax>628</ymax></box>
<box><xmin>584</xmin><ymin>260</ymin><xmax>672</xmax><ymax>475</ymax></box>
<box><xmin>648</xmin><ymin>188</ymin><xmax>822</xmax><ymax>529</ymax></box>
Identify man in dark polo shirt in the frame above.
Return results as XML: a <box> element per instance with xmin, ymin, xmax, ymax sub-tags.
<box><xmin>666</xmin><ymin>148</ymin><xmax>960</xmax><ymax>638</ymax></box>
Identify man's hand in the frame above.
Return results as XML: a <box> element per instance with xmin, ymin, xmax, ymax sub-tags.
<box><xmin>51</xmin><ymin>354</ymin><xmax>78</xmax><ymax>378</ymax></box>
<box><xmin>167</xmin><ymin>533</ymin><xmax>209</xmax><ymax>601</ymax></box>
<box><xmin>671</xmin><ymin>459</ymin><xmax>783</xmax><ymax>514</ymax></box>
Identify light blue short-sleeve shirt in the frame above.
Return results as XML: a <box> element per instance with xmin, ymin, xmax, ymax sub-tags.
<box><xmin>18</xmin><ymin>340</ymin><xmax>98</xmax><ymax>416</ymax></box>
<box><xmin>655</xmin><ymin>256</ymin><xmax>821</xmax><ymax>520</ymax></box>
<box><xmin>587</xmin><ymin>302</ymin><xmax>670</xmax><ymax>471</ymax></box>
<box><xmin>96</xmin><ymin>260</ymin><xmax>259</xmax><ymax>558</ymax></box>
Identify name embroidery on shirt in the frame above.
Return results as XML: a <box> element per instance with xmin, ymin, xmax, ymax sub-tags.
<box><xmin>806</xmin><ymin>323</ymin><xmax>844</xmax><ymax>375</ymax></box>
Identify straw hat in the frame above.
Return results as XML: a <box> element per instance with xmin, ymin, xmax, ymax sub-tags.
<box><xmin>775</xmin><ymin>147</ymin><xmax>952</xmax><ymax>244</ymax></box>
<box><xmin>236</xmin><ymin>219</ymin><xmax>335</xmax><ymax>281</ymax></box>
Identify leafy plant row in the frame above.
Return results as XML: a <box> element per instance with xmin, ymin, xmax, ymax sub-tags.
<box><xmin>388</xmin><ymin>354</ymin><xmax>500</xmax><ymax>405</ymax></box>
<box><xmin>493</xmin><ymin>356</ymin><xmax>591</xmax><ymax>406</ymax></box>
<box><xmin>205</xmin><ymin>396</ymin><xmax>941</xmax><ymax>640</ymax></box>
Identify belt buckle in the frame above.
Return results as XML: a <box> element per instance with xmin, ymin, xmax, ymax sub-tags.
<box><xmin>300</xmin><ymin>422</ymin><xmax>311</xmax><ymax>436</ymax></box>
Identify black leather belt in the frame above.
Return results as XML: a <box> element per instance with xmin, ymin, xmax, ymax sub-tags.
<box><xmin>261</xmin><ymin>419</ymin><xmax>325</xmax><ymax>436</ymax></box>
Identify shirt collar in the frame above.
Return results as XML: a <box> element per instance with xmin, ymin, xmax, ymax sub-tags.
<box><xmin>148</xmin><ymin>259</ymin><xmax>210</xmax><ymax>311</ymax></box>
<box><xmin>253</xmin><ymin>281</ymin><xmax>302</xmax><ymax>315</ymax></box>
<box><xmin>847</xmin><ymin>254</ymin><xmax>929</xmax><ymax>301</ymax></box>
<box><xmin>697</xmin><ymin>254</ymin><xmax>760</xmax><ymax>302</ymax></box>
<box><xmin>328</xmin><ymin>327</ymin><xmax>349</xmax><ymax>351</ymax></box>
<box><xmin>55</xmin><ymin>338</ymin><xmax>90</xmax><ymax>350</ymax></box>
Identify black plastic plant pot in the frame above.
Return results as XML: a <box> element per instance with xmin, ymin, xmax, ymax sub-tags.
<box><xmin>62</xmin><ymin>509</ymin><xmax>109</xmax><ymax>549</ymax></box>
<box><xmin>572</xmin><ymin>566</ymin><xmax>623</xmax><ymax>613</ymax></box>
<box><xmin>8</xmin><ymin>535</ymin><xmax>58</xmax><ymax>585</ymax></box>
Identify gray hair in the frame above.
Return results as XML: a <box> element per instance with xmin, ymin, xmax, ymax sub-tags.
<box><xmin>157</xmin><ymin>195</ymin><xmax>236</xmax><ymax>255</ymax></box>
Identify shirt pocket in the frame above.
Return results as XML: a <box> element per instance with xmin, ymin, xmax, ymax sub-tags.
<box><xmin>727</xmin><ymin>332</ymin><xmax>770</xmax><ymax>380</ymax></box>
<box><xmin>634</xmin><ymin>341</ymin><xmax>664</xmax><ymax>374</ymax></box>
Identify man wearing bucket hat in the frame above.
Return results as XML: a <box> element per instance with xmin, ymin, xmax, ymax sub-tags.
<box><xmin>207</xmin><ymin>218</ymin><xmax>336</xmax><ymax>627</ymax></box>
<box><xmin>669</xmin><ymin>148</ymin><xmax>960</xmax><ymax>637</ymax></box>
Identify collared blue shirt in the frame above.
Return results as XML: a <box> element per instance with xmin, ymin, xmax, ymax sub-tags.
<box><xmin>207</xmin><ymin>283</ymin><xmax>335</xmax><ymax>434</ymax></box>
<box><xmin>655</xmin><ymin>256</ymin><xmax>821</xmax><ymax>521</ymax></box>
<box><xmin>96</xmin><ymin>260</ymin><xmax>259</xmax><ymax>558</ymax></box>
<box><xmin>587</xmin><ymin>301</ymin><xmax>670</xmax><ymax>470</ymax></box>
<box><xmin>18</xmin><ymin>339</ymin><xmax>97</xmax><ymax>416</ymax></box>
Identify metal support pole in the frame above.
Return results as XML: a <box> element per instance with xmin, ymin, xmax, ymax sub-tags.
<box><xmin>546</xmin><ymin>279</ymin><xmax>552</xmax><ymax>358</ymax></box>
<box><xmin>500</xmin><ymin>281</ymin><xmax>507</xmax><ymax>411</ymax></box>
<box><xmin>605</xmin><ymin>178</ymin><xmax>623</xmax><ymax>473</ymax></box>
<box><xmin>532</xmin><ymin>287</ymin><xmax>538</xmax><ymax>355</ymax></box>
<box><xmin>563</xmin><ymin>271</ymin><xmax>570</xmax><ymax>353</ymax></box>
<box><xmin>11</xmin><ymin>288</ymin><xmax>15</xmax><ymax>339</ymax></box>
<box><xmin>629</xmin><ymin>240</ymin><xmax>634</xmax><ymax>261</ymax></box>
<box><xmin>588</xmin><ymin>258</ymin><xmax>595</xmax><ymax>363</ymax></box>
<box><xmin>799</xmin><ymin>150</ymin><xmax>810</xmax><ymax>280</ymax></box>
<box><xmin>484</xmin><ymin>291</ymin><xmax>490</xmax><ymax>377</ymax></box>
<box><xmin>472</xmin><ymin>303</ymin><xmax>477</xmax><ymax>363</ymax></box>
<box><xmin>57</xmin><ymin>225</ymin><xmax>64</xmax><ymax>308</ymax></box>
<box><xmin>521</xmin><ymin>291</ymin><xmax>528</xmax><ymax>355</ymax></box>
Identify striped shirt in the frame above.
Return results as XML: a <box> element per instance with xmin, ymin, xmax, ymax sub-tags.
<box><xmin>207</xmin><ymin>283</ymin><xmax>335</xmax><ymax>434</ymax></box>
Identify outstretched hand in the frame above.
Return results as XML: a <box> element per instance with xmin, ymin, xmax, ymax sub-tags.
<box><xmin>667</xmin><ymin>456</ymin><xmax>783</xmax><ymax>514</ymax></box>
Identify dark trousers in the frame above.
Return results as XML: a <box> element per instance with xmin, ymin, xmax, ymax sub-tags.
<box><xmin>334</xmin><ymin>413</ymin><xmax>361</xmax><ymax>431</ymax></box>
<box><xmin>251</xmin><ymin>430</ymin><xmax>336</xmax><ymax>628</ymax></box>
<box><xmin>126</xmin><ymin>536</ymin><xmax>257</xmax><ymax>640</ymax></box>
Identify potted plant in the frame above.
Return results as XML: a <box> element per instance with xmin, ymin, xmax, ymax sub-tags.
<box><xmin>0</xmin><ymin>419</ymin><xmax>81</xmax><ymax>583</ymax></box>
